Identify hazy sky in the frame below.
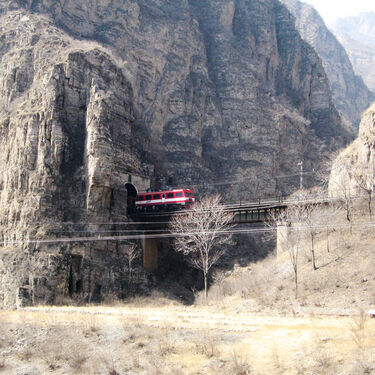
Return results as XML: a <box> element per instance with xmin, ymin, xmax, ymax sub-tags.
<box><xmin>303</xmin><ymin>0</ymin><xmax>375</xmax><ymax>24</ymax></box>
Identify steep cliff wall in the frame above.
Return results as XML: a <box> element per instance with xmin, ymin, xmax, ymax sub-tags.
<box><xmin>0</xmin><ymin>11</ymin><xmax>151</xmax><ymax>306</ymax></box>
<box><xmin>185</xmin><ymin>0</ymin><xmax>351</xmax><ymax>198</ymax></box>
<box><xmin>281</xmin><ymin>0</ymin><xmax>374</xmax><ymax>129</ymax></box>
<box><xmin>331</xmin><ymin>12</ymin><xmax>375</xmax><ymax>93</ymax></box>
<box><xmin>1</xmin><ymin>0</ymin><xmax>351</xmax><ymax>195</ymax></box>
<box><xmin>329</xmin><ymin>104</ymin><xmax>375</xmax><ymax>198</ymax></box>
<box><xmin>0</xmin><ymin>0</ymin><xmax>351</xmax><ymax>305</ymax></box>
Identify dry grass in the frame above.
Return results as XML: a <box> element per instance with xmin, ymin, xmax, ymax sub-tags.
<box><xmin>193</xmin><ymin>331</ymin><xmax>220</xmax><ymax>358</ymax></box>
<box><xmin>203</xmin><ymin>198</ymin><xmax>375</xmax><ymax>316</ymax></box>
<box><xmin>0</xmin><ymin>304</ymin><xmax>374</xmax><ymax>375</ymax></box>
<box><xmin>0</xmin><ymin>201</ymin><xmax>374</xmax><ymax>374</ymax></box>
<box><xmin>228</xmin><ymin>351</ymin><xmax>253</xmax><ymax>375</ymax></box>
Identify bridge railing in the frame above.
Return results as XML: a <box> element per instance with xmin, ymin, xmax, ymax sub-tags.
<box><xmin>225</xmin><ymin>195</ymin><xmax>294</xmax><ymax>209</ymax></box>
<box><xmin>223</xmin><ymin>191</ymin><xmax>350</xmax><ymax>210</ymax></box>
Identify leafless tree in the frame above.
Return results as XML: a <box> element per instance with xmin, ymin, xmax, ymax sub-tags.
<box><xmin>285</xmin><ymin>204</ymin><xmax>308</xmax><ymax>298</ymax></box>
<box><xmin>315</xmin><ymin>153</ymin><xmax>339</xmax><ymax>190</ymax></box>
<box><xmin>169</xmin><ymin>195</ymin><xmax>234</xmax><ymax>300</ymax></box>
<box><xmin>352</xmin><ymin>166</ymin><xmax>374</xmax><ymax>219</ymax></box>
<box><xmin>268</xmin><ymin>205</ymin><xmax>305</xmax><ymax>299</ymax></box>
<box><xmin>319</xmin><ymin>203</ymin><xmax>340</xmax><ymax>253</ymax></box>
<box><xmin>329</xmin><ymin>158</ymin><xmax>354</xmax><ymax>226</ymax></box>
<box><xmin>271</xmin><ymin>198</ymin><xmax>319</xmax><ymax>271</ymax></box>
<box><xmin>302</xmin><ymin>203</ymin><xmax>323</xmax><ymax>270</ymax></box>
<box><xmin>122</xmin><ymin>243</ymin><xmax>139</xmax><ymax>284</ymax></box>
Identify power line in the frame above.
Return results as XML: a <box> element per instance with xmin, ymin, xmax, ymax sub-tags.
<box><xmin>0</xmin><ymin>190</ymin><xmax>367</xmax><ymax>228</ymax></box>
<box><xmin>1</xmin><ymin>221</ymin><xmax>375</xmax><ymax>247</ymax></box>
<box><xmin>188</xmin><ymin>172</ymin><xmax>316</xmax><ymax>188</ymax></box>
<box><xmin>0</xmin><ymin>163</ymin><xmax>323</xmax><ymax>196</ymax></box>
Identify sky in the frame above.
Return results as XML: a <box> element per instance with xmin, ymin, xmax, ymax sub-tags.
<box><xmin>303</xmin><ymin>0</ymin><xmax>375</xmax><ymax>24</ymax></box>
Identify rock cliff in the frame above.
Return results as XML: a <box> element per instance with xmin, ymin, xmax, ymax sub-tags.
<box><xmin>331</xmin><ymin>12</ymin><xmax>375</xmax><ymax>93</ymax></box>
<box><xmin>329</xmin><ymin>104</ymin><xmax>375</xmax><ymax>198</ymax></box>
<box><xmin>0</xmin><ymin>0</ymin><xmax>351</xmax><ymax>305</ymax></box>
<box><xmin>281</xmin><ymin>0</ymin><xmax>374</xmax><ymax>129</ymax></box>
<box><xmin>0</xmin><ymin>10</ymin><xmax>151</xmax><ymax>306</ymax></box>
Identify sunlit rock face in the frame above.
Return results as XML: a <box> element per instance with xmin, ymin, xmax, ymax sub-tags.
<box><xmin>281</xmin><ymin>0</ymin><xmax>374</xmax><ymax>129</ymax></box>
<box><xmin>0</xmin><ymin>0</ymin><xmax>351</xmax><ymax>306</ymax></box>
<box><xmin>331</xmin><ymin>12</ymin><xmax>375</xmax><ymax>94</ymax></box>
<box><xmin>329</xmin><ymin>104</ymin><xmax>375</xmax><ymax>198</ymax></box>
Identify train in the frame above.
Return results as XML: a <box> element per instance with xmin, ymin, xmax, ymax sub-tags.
<box><xmin>135</xmin><ymin>188</ymin><xmax>195</xmax><ymax>212</ymax></box>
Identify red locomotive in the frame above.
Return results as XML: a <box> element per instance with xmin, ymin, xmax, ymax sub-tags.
<box><xmin>135</xmin><ymin>188</ymin><xmax>195</xmax><ymax>211</ymax></box>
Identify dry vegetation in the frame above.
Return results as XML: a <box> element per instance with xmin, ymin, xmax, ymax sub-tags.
<box><xmin>201</xmin><ymin>196</ymin><xmax>375</xmax><ymax>312</ymax></box>
<box><xmin>1</xmin><ymin>197</ymin><xmax>375</xmax><ymax>374</ymax></box>
<box><xmin>0</xmin><ymin>303</ymin><xmax>374</xmax><ymax>375</ymax></box>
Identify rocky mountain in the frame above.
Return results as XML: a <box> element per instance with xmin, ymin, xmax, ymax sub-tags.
<box><xmin>332</xmin><ymin>12</ymin><xmax>375</xmax><ymax>47</ymax></box>
<box><xmin>0</xmin><ymin>0</ymin><xmax>351</xmax><ymax>306</ymax></box>
<box><xmin>329</xmin><ymin>103</ymin><xmax>375</xmax><ymax>198</ymax></box>
<box><xmin>331</xmin><ymin>12</ymin><xmax>375</xmax><ymax>92</ymax></box>
<box><xmin>281</xmin><ymin>0</ymin><xmax>374</xmax><ymax>129</ymax></box>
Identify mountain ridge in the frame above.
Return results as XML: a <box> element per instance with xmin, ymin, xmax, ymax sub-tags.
<box><xmin>331</xmin><ymin>12</ymin><xmax>375</xmax><ymax>92</ymax></box>
<box><xmin>281</xmin><ymin>0</ymin><xmax>374</xmax><ymax>128</ymax></box>
<box><xmin>0</xmin><ymin>0</ymin><xmax>351</xmax><ymax>306</ymax></box>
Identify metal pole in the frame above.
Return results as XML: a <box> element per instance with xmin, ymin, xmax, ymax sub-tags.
<box><xmin>298</xmin><ymin>161</ymin><xmax>303</xmax><ymax>191</ymax></box>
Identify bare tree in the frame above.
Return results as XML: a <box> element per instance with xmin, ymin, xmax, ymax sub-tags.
<box><xmin>352</xmin><ymin>166</ymin><xmax>374</xmax><ymax>219</ymax></box>
<box><xmin>315</xmin><ymin>153</ymin><xmax>339</xmax><ymax>190</ymax></box>
<box><xmin>303</xmin><ymin>199</ymin><xmax>340</xmax><ymax>268</ymax></box>
<box><xmin>169</xmin><ymin>195</ymin><xmax>234</xmax><ymax>300</ymax></box>
<box><xmin>268</xmin><ymin>205</ymin><xmax>304</xmax><ymax>299</ymax></box>
<box><xmin>329</xmin><ymin>158</ymin><xmax>354</xmax><ymax>227</ymax></box>
<box><xmin>122</xmin><ymin>243</ymin><xmax>139</xmax><ymax>284</ymax></box>
<box><xmin>284</xmin><ymin>204</ymin><xmax>308</xmax><ymax>298</ymax></box>
<box><xmin>302</xmin><ymin>203</ymin><xmax>322</xmax><ymax>270</ymax></box>
<box><xmin>319</xmin><ymin>203</ymin><xmax>340</xmax><ymax>253</ymax></box>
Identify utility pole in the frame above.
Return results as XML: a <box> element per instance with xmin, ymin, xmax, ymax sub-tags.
<box><xmin>298</xmin><ymin>160</ymin><xmax>303</xmax><ymax>191</ymax></box>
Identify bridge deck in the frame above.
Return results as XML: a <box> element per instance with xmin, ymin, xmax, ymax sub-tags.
<box><xmin>130</xmin><ymin>200</ymin><xmax>288</xmax><ymax>226</ymax></box>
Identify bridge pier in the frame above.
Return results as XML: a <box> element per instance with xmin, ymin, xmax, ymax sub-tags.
<box><xmin>141</xmin><ymin>237</ymin><xmax>158</xmax><ymax>273</ymax></box>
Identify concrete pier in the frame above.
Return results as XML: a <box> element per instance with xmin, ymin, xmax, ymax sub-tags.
<box><xmin>142</xmin><ymin>237</ymin><xmax>158</xmax><ymax>272</ymax></box>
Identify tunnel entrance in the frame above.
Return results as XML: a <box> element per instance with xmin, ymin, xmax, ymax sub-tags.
<box><xmin>125</xmin><ymin>182</ymin><xmax>138</xmax><ymax>214</ymax></box>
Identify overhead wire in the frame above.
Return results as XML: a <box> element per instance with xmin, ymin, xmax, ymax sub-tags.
<box><xmin>0</xmin><ymin>164</ymin><xmax>316</xmax><ymax>186</ymax></box>
<box><xmin>0</xmin><ymin>188</ymin><xmax>366</xmax><ymax>229</ymax></box>
<box><xmin>1</xmin><ymin>221</ymin><xmax>375</xmax><ymax>246</ymax></box>
<box><xmin>0</xmin><ymin>158</ymin><xmax>370</xmax><ymax>232</ymax></box>
<box><xmin>188</xmin><ymin>171</ymin><xmax>317</xmax><ymax>188</ymax></box>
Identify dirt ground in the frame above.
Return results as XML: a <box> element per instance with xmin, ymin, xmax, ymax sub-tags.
<box><xmin>2</xmin><ymin>201</ymin><xmax>375</xmax><ymax>374</ymax></box>
<box><xmin>1</xmin><ymin>304</ymin><xmax>374</xmax><ymax>375</ymax></box>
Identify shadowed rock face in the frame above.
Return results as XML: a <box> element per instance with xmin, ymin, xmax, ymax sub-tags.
<box><xmin>281</xmin><ymin>0</ymin><xmax>374</xmax><ymax>129</ymax></box>
<box><xmin>0</xmin><ymin>11</ymin><xmax>151</xmax><ymax>306</ymax></box>
<box><xmin>0</xmin><ymin>0</ymin><xmax>351</xmax><ymax>305</ymax></box>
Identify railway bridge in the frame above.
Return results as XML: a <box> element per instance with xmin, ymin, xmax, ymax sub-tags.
<box><xmin>129</xmin><ymin>194</ymin><xmax>337</xmax><ymax>272</ymax></box>
<box><xmin>130</xmin><ymin>198</ymin><xmax>290</xmax><ymax>272</ymax></box>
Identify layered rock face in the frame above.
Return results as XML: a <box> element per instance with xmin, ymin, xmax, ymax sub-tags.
<box><xmin>329</xmin><ymin>104</ymin><xmax>375</xmax><ymax>197</ymax></box>
<box><xmin>331</xmin><ymin>12</ymin><xmax>375</xmax><ymax>93</ymax></box>
<box><xmin>281</xmin><ymin>0</ymin><xmax>374</xmax><ymax>128</ymax></box>
<box><xmin>0</xmin><ymin>11</ymin><xmax>151</xmax><ymax>306</ymax></box>
<box><xmin>0</xmin><ymin>0</ymin><xmax>351</xmax><ymax>305</ymax></box>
